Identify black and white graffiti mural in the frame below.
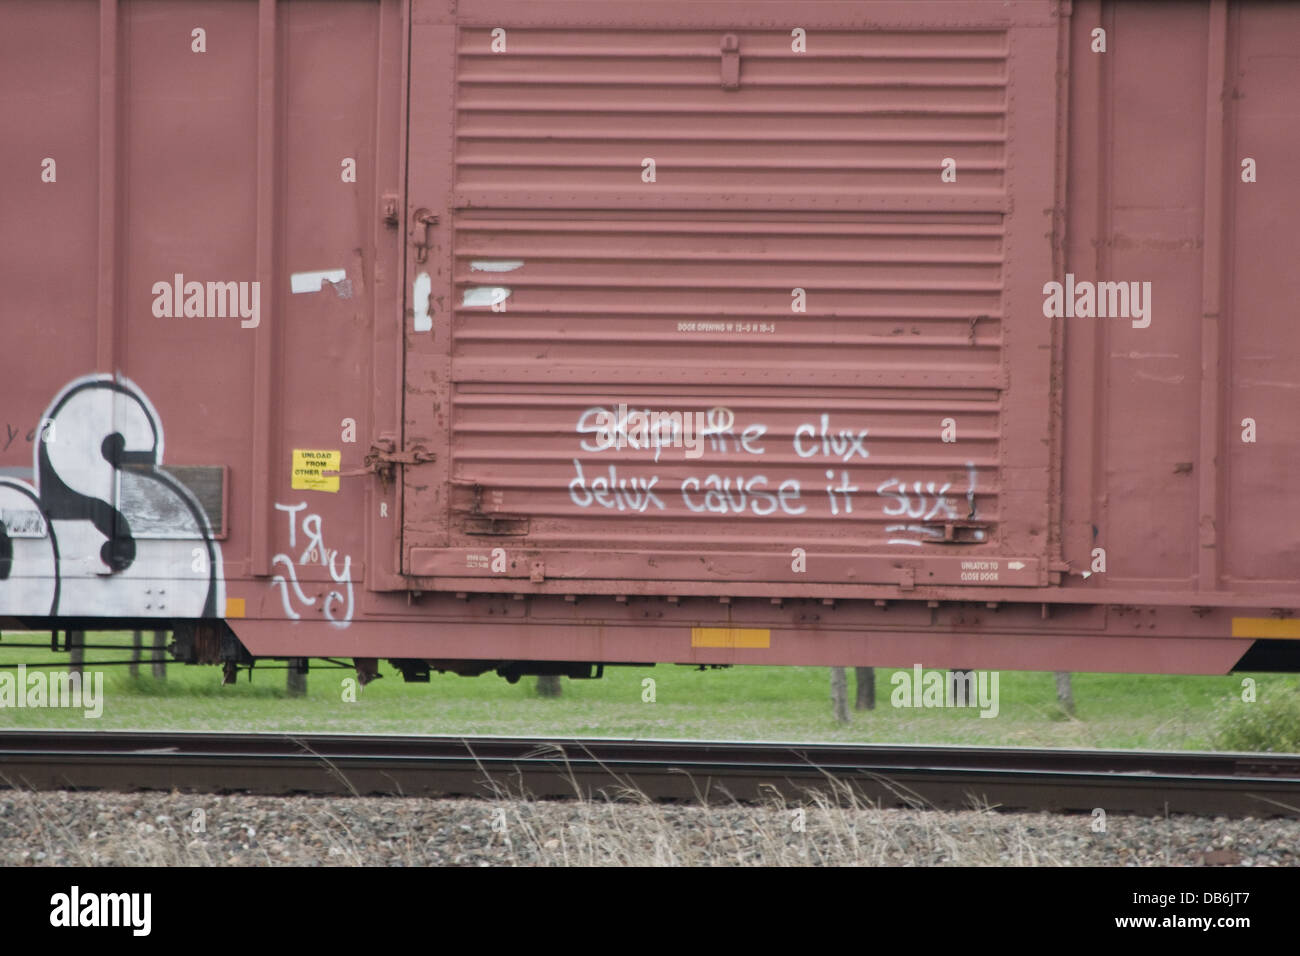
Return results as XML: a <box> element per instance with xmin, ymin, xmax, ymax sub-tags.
<box><xmin>0</xmin><ymin>375</ymin><xmax>224</xmax><ymax>618</ymax></box>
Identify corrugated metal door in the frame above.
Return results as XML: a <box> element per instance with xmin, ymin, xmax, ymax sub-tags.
<box><xmin>404</xmin><ymin>0</ymin><xmax>1061</xmax><ymax>593</ymax></box>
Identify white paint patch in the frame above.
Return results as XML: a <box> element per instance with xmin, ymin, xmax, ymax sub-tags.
<box><xmin>463</xmin><ymin>286</ymin><xmax>510</xmax><ymax>308</ymax></box>
<box><xmin>291</xmin><ymin>269</ymin><xmax>346</xmax><ymax>294</ymax></box>
<box><xmin>413</xmin><ymin>272</ymin><xmax>432</xmax><ymax>332</ymax></box>
<box><xmin>470</xmin><ymin>260</ymin><xmax>524</xmax><ymax>273</ymax></box>
<box><xmin>886</xmin><ymin>524</ymin><xmax>943</xmax><ymax>546</ymax></box>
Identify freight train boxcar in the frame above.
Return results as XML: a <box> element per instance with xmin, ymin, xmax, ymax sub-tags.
<box><xmin>2</xmin><ymin>0</ymin><xmax>1298</xmax><ymax>680</ymax></box>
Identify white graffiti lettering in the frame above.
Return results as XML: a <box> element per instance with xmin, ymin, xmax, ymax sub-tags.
<box><xmin>565</xmin><ymin>409</ymin><xmax>981</xmax><ymax>546</ymax></box>
<box><xmin>680</xmin><ymin>474</ymin><xmax>795</xmax><ymax>516</ymax></box>
<box><xmin>876</xmin><ymin>479</ymin><xmax>959</xmax><ymax>520</ymax></box>
<box><xmin>568</xmin><ymin>460</ymin><xmax>665</xmax><ymax>512</ymax></box>
<box><xmin>576</xmin><ymin>405</ymin><xmax>766</xmax><ymax>462</ymax></box>
<box><xmin>793</xmin><ymin>414</ymin><xmax>869</xmax><ymax>462</ymax></box>
<box><xmin>270</xmin><ymin>554</ymin><xmax>313</xmax><ymax>620</ymax></box>
<box><xmin>878</xmin><ymin>462</ymin><xmax>978</xmax><ymax>546</ymax></box>
<box><xmin>0</xmin><ymin>375</ymin><xmax>224</xmax><ymax>619</ymax></box>
<box><xmin>271</xmin><ymin>503</ymin><xmax>353</xmax><ymax>627</ymax></box>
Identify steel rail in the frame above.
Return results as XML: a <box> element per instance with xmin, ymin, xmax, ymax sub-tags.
<box><xmin>1</xmin><ymin>731</ymin><xmax>1297</xmax><ymax>818</ymax></box>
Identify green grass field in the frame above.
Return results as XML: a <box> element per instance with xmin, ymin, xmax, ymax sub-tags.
<box><xmin>0</xmin><ymin>630</ymin><xmax>1295</xmax><ymax>750</ymax></box>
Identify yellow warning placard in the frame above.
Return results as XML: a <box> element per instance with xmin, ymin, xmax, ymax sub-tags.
<box><xmin>691</xmin><ymin>627</ymin><xmax>771</xmax><ymax>649</ymax></box>
<box><xmin>292</xmin><ymin>449</ymin><xmax>341</xmax><ymax>492</ymax></box>
<box><xmin>1232</xmin><ymin>617</ymin><xmax>1300</xmax><ymax>639</ymax></box>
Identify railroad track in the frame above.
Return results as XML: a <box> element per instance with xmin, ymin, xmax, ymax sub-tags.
<box><xmin>1</xmin><ymin>731</ymin><xmax>1297</xmax><ymax>818</ymax></box>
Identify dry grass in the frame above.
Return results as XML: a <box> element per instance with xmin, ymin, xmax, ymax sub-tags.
<box><xmin>5</xmin><ymin>776</ymin><xmax>1294</xmax><ymax>867</ymax></box>
<box><xmin>471</xmin><ymin>773</ymin><xmax>1068</xmax><ymax>866</ymax></box>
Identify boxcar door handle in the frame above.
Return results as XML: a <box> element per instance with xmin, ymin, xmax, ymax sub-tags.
<box><xmin>411</xmin><ymin>208</ymin><xmax>439</xmax><ymax>263</ymax></box>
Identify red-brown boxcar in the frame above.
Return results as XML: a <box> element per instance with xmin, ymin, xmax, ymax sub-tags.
<box><xmin>1</xmin><ymin>0</ymin><xmax>1297</xmax><ymax>678</ymax></box>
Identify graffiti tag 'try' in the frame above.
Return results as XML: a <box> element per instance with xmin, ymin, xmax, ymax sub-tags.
<box><xmin>271</xmin><ymin>502</ymin><xmax>353</xmax><ymax>627</ymax></box>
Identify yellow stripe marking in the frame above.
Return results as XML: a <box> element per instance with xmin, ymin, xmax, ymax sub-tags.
<box><xmin>691</xmin><ymin>627</ymin><xmax>770</xmax><ymax>649</ymax></box>
<box><xmin>1231</xmin><ymin>617</ymin><xmax>1300</xmax><ymax>639</ymax></box>
<box><xmin>225</xmin><ymin>597</ymin><xmax>246</xmax><ymax>619</ymax></box>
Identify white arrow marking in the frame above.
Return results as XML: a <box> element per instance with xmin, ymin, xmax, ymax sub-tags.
<box><xmin>1007</xmin><ymin>560</ymin><xmax>1025</xmax><ymax>570</ymax></box>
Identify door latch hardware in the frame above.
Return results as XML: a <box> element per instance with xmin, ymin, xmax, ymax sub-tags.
<box><xmin>410</xmin><ymin>208</ymin><xmax>439</xmax><ymax>263</ymax></box>
<box><xmin>919</xmin><ymin>520</ymin><xmax>992</xmax><ymax>543</ymax></box>
<box><xmin>720</xmin><ymin>34</ymin><xmax>740</xmax><ymax>89</ymax></box>
<box><xmin>381</xmin><ymin>193</ymin><xmax>400</xmax><ymax>226</ymax></box>
<box><xmin>336</xmin><ymin>437</ymin><xmax>436</xmax><ymax>486</ymax></box>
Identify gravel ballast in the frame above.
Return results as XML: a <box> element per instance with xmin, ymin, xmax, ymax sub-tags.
<box><xmin>1</xmin><ymin>789</ymin><xmax>1297</xmax><ymax>866</ymax></box>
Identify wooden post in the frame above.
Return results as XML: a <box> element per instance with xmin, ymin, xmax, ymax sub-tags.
<box><xmin>130</xmin><ymin>630</ymin><xmax>141</xmax><ymax>678</ymax></box>
<box><xmin>287</xmin><ymin>657</ymin><xmax>307</xmax><ymax>696</ymax></box>
<box><xmin>855</xmin><ymin>666</ymin><xmax>876</xmax><ymax>710</ymax></box>
<box><xmin>68</xmin><ymin>630</ymin><xmax>83</xmax><ymax>678</ymax></box>
<box><xmin>152</xmin><ymin>630</ymin><xmax>167</xmax><ymax>679</ymax></box>
<box><xmin>948</xmin><ymin>669</ymin><xmax>975</xmax><ymax>707</ymax></box>
<box><xmin>536</xmin><ymin>674</ymin><xmax>562</xmax><ymax>697</ymax></box>
<box><xmin>830</xmin><ymin>667</ymin><xmax>849</xmax><ymax>723</ymax></box>
<box><xmin>1055</xmin><ymin>671</ymin><xmax>1075</xmax><ymax>716</ymax></box>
